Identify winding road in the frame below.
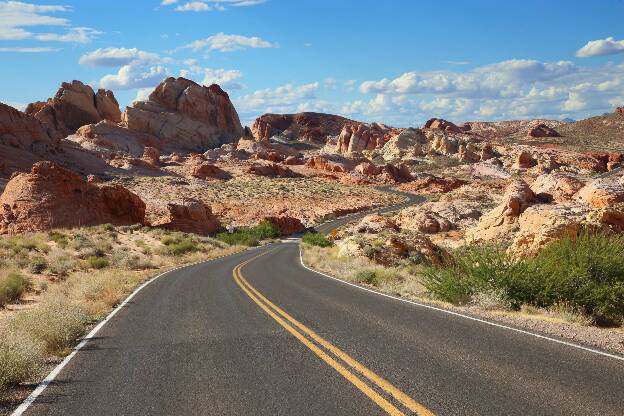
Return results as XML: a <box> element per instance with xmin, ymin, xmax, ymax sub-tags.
<box><xmin>13</xmin><ymin>190</ymin><xmax>624</xmax><ymax>415</ymax></box>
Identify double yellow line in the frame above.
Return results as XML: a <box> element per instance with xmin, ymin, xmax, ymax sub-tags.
<box><xmin>233</xmin><ymin>252</ymin><xmax>434</xmax><ymax>416</ymax></box>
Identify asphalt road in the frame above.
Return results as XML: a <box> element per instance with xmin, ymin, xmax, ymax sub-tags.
<box><xmin>16</xmin><ymin>190</ymin><xmax>624</xmax><ymax>415</ymax></box>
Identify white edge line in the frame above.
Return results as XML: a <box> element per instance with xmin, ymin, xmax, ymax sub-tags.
<box><xmin>298</xmin><ymin>245</ymin><xmax>624</xmax><ymax>362</ymax></box>
<box><xmin>11</xmin><ymin>246</ymin><xmax>262</xmax><ymax>416</ymax></box>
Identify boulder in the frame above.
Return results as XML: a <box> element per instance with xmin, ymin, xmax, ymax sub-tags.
<box><xmin>123</xmin><ymin>77</ymin><xmax>244</xmax><ymax>153</ymax></box>
<box><xmin>72</xmin><ymin>120</ymin><xmax>160</xmax><ymax>157</ymax></box>
<box><xmin>514</xmin><ymin>150</ymin><xmax>536</xmax><ymax>169</ymax></box>
<box><xmin>576</xmin><ymin>178</ymin><xmax>624</xmax><ymax>208</ymax></box>
<box><xmin>142</xmin><ymin>147</ymin><xmax>161</xmax><ymax>166</ymax></box>
<box><xmin>0</xmin><ymin>161</ymin><xmax>145</xmax><ymax>234</ymax></box>
<box><xmin>184</xmin><ymin>156</ymin><xmax>229</xmax><ymax>180</ymax></box>
<box><xmin>379</xmin><ymin>163</ymin><xmax>413</xmax><ymax>183</ymax></box>
<box><xmin>336</xmin><ymin>123</ymin><xmax>398</xmax><ymax>154</ymax></box>
<box><xmin>398</xmin><ymin>176</ymin><xmax>467</xmax><ymax>194</ymax></box>
<box><xmin>25</xmin><ymin>80</ymin><xmax>121</xmax><ymax>137</ymax></box>
<box><xmin>305</xmin><ymin>156</ymin><xmax>350</xmax><ymax>173</ymax></box>
<box><xmin>354</xmin><ymin>161</ymin><xmax>381</xmax><ymax>176</ymax></box>
<box><xmin>152</xmin><ymin>199</ymin><xmax>220</xmax><ymax>235</ymax></box>
<box><xmin>616</xmin><ymin>106</ymin><xmax>623</xmax><ymax>115</ymax></box>
<box><xmin>531</xmin><ymin>172</ymin><xmax>585</xmax><ymax>202</ymax></box>
<box><xmin>284</xmin><ymin>155</ymin><xmax>305</xmax><ymax>165</ymax></box>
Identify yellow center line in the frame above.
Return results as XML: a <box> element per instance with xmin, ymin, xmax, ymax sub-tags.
<box><xmin>233</xmin><ymin>252</ymin><xmax>435</xmax><ymax>416</ymax></box>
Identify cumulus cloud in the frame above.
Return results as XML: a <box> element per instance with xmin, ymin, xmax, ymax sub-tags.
<box><xmin>161</xmin><ymin>0</ymin><xmax>266</xmax><ymax>11</ymax></box>
<box><xmin>79</xmin><ymin>47</ymin><xmax>168</xmax><ymax>67</ymax></box>
<box><xmin>180</xmin><ymin>66</ymin><xmax>243</xmax><ymax>90</ymax></box>
<box><xmin>99</xmin><ymin>64</ymin><xmax>169</xmax><ymax>90</ymax></box>
<box><xmin>0</xmin><ymin>1</ymin><xmax>100</xmax><ymax>43</ymax></box>
<box><xmin>577</xmin><ymin>37</ymin><xmax>624</xmax><ymax>58</ymax></box>
<box><xmin>182</xmin><ymin>32</ymin><xmax>277</xmax><ymax>52</ymax></box>
<box><xmin>175</xmin><ymin>1</ymin><xmax>215</xmax><ymax>12</ymax></box>
<box><xmin>355</xmin><ymin>59</ymin><xmax>624</xmax><ymax>124</ymax></box>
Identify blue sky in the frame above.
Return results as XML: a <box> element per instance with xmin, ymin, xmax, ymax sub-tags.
<box><xmin>1</xmin><ymin>0</ymin><xmax>624</xmax><ymax>127</ymax></box>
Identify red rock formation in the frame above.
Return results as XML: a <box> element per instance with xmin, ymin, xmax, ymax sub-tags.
<box><xmin>184</xmin><ymin>155</ymin><xmax>229</xmax><ymax>180</ymax></box>
<box><xmin>25</xmin><ymin>80</ymin><xmax>121</xmax><ymax>137</ymax></box>
<box><xmin>305</xmin><ymin>156</ymin><xmax>350</xmax><ymax>173</ymax></box>
<box><xmin>423</xmin><ymin>118</ymin><xmax>462</xmax><ymax>134</ymax></box>
<box><xmin>399</xmin><ymin>176</ymin><xmax>467</xmax><ymax>194</ymax></box>
<box><xmin>514</xmin><ymin>150</ymin><xmax>537</xmax><ymax>169</ymax></box>
<box><xmin>284</xmin><ymin>155</ymin><xmax>304</xmax><ymax>165</ymax></box>
<box><xmin>142</xmin><ymin>147</ymin><xmax>161</xmax><ymax>166</ymax></box>
<box><xmin>263</xmin><ymin>216</ymin><xmax>305</xmax><ymax>235</ymax></box>
<box><xmin>379</xmin><ymin>163</ymin><xmax>413</xmax><ymax>183</ymax></box>
<box><xmin>72</xmin><ymin>120</ymin><xmax>160</xmax><ymax>157</ymax></box>
<box><xmin>616</xmin><ymin>106</ymin><xmax>624</xmax><ymax>115</ymax></box>
<box><xmin>152</xmin><ymin>199</ymin><xmax>220</xmax><ymax>235</ymax></box>
<box><xmin>576</xmin><ymin>178</ymin><xmax>624</xmax><ymax>208</ymax></box>
<box><xmin>528</xmin><ymin>123</ymin><xmax>561</xmax><ymax>138</ymax></box>
<box><xmin>124</xmin><ymin>77</ymin><xmax>244</xmax><ymax>152</ymax></box>
<box><xmin>247</xmin><ymin>163</ymin><xmax>299</xmax><ymax>178</ymax></box>
<box><xmin>0</xmin><ymin>102</ymin><xmax>61</xmax><ymax>149</ymax></box>
<box><xmin>252</xmin><ymin>112</ymin><xmax>355</xmax><ymax>143</ymax></box>
<box><xmin>0</xmin><ymin>161</ymin><xmax>145</xmax><ymax>234</ymax></box>
<box><xmin>354</xmin><ymin>161</ymin><xmax>381</xmax><ymax>176</ymax></box>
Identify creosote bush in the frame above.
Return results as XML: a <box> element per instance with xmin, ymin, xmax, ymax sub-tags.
<box><xmin>423</xmin><ymin>231</ymin><xmax>624</xmax><ymax>325</ymax></box>
<box><xmin>160</xmin><ymin>233</ymin><xmax>201</xmax><ymax>255</ymax></box>
<box><xmin>0</xmin><ymin>328</ymin><xmax>44</xmax><ymax>391</ymax></box>
<box><xmin>0</xmin><ymin>272</ymin><xmax>32</xmax><ymax>307</ymax></box>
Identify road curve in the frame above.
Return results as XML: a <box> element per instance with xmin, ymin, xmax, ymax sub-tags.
<box><xmin>16</xmin><ymin>190</ymin><xmax>624</xmax><ymax>415</ymax></box>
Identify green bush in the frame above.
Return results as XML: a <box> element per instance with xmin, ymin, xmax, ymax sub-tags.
<box><xmin>423</xmin><ymin>232</ymin><xmax>624</xmax><ymax>325</ymax></box>
<box><xmin>355</xmin><ymin>269</ymin><xmax>380</xmax><ymax>286</ymax></box>
<box><xmin>302</xmin><ymin>232</ymin><xmax>332</xmax><ymax>247</ymax></box>
<box><xmin>0</xmin><ymin>272</ymin><xmax>32</xmax><ymax>306</ymax></box>
<box><xmin>87</xmin><ymin>256</ymin><xmax>110</xmax><ymax>269</ymax></box>
<box><xmin>48</xmin><ymin>231</ymin><xmax>69</xmax><ymax>248</ymax></box>
<box><xmin>101</xmin><ymin>223</ymin><xmax>115</xmax><ymax>232</ymax></box>
<box><xmin>160</xmin><ymin>234</ymin><xmax>200</xmax><ymax>255</ymax></box>
<box><xmin>0</xmin><ymin>328</ymin><xmax>45</xmax><ymax>391</ymax></box>
<box><xmin>216</xmin><ymin>221</ymin><xmax>279</xmax><ymax>247</ymax></box>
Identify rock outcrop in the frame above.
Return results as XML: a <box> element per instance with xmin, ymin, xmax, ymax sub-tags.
<box><xmin>1</xmin><ymin>102</ymin><xmax>61</xmax><ymax>149</ymax></box>
<box><xmin>528</xmin><ymin>123</ymin><xmax>561</xmax><ymax>138</ymax></box>
<box><xmin>123</xmin><ymin>77</ymin><xmax>244</xmax><ymax>153</ymax></box>
<box><xmin>335</xmin><ymin>123</ymin><xmax>399</xmax><ymax>154</ymax></box>
<box><xmin>616</xmin><ymin>106</ymin><xmax>623</xmax><ymax>115</ymax></box>
<box><xmin>247</xmin><ymin>162</ymin><xmax>299</xmax><ymax>178</ymax></box>
<box><xmin>263</xmin><ymin>216</ymin><xmax>305</xmax><ymax>235</ymax></box>
<box><xmin>183</xmin><ymin>154</ymin><xmax>229</xmax><ymax>180</ymax></box>
<box><xmin>152</xmin><ymin>199</ymin><xmax>220</xmax><ymax>235</ymax></box>
<box><xmin>423</xmin><ymin>118</ymin><xmax>463</xmax><ymax>134</ymax></box>
<box><xmin>379</xmin><ymin>129</ymin><xmax>428</xmax><ymax>160</ymax></box>
<box><xmin>531</xmin><ymin>172</ymin><xmax>585</xmax><ymax>202</ymax></box>
<box><xmin>0</xmin><ymin>161</ymin><xmax>145</xmax><ymax>234</ymax></box>
<box><xmin>576</xmin><ymin>178</ymin><xmax>624</xmax><ymax>208</ymax></box>
<box><xmin>26</xmin><ymin>80</ymin><xmax>121</xmax><ymax>137</ymax></box>
<box><xmin>252</xmin><ymin>112</ymin><xmax>355</xmax><ymax>143</ymax></box>
<box><xmin>72</xmin><ymin>120</ymin><xmax>160</xmax><ymax>157</ymax></box>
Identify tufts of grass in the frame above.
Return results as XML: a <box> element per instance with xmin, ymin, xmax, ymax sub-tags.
<box><xmin>9</xmin><ymin>299</ymin><xmax>89</xmax><ymax>356</ymax></box>
<box><xmin>160</xmin><ymin>234</ymin><xmax>200</xmax><ymax>256</ymax></box>
<box><xmin>302</xmin><ymin>232</ymin><xmax>333</xmax><ymax>247</ymax></box>
<box><xmin>0</xmin><ymin>327</ymin><xmax>45</xmax><ymax>391</ymax></box>
<box><xmin>47</xmin><ymin>231</ymin><xmax>69</xmax><ymax>248</ymax></box>
<box><xmin>29</xmin><ymin>257</ymin><xmax>48</xmax><ymax>274</ymax></box>
<box><xmin>216</xmin><ymin>221</ymin><xmax>279</xmax><ymax>247</ymax></box>
<box><xmin>0</xmin><ymin>272</ymin><xmax>32</xmax><ymax>307</ymax></box>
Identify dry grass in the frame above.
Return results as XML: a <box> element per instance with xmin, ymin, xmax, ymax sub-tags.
<box><xmin>0</xmin><ymin>225</ymin><xmax>244</xmax><ymax>397</ymax></box>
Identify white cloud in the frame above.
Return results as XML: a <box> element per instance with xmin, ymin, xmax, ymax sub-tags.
<box><xmin>182</xmin><ymin>32</ymin><xmax>277</xmax><ymax>52</ymax></box>
<box><xmin>0</xmin><ymin>1</ymin><xmax>100</xmax><ymax>43</ymax></box>
<box><xmin>235</xmin><ymin>82</ymin><xmax>321</xmax><ymax>117</ymax></box>
<box><xmin>79</xmin><ymin>47</ymin><xmax>168</xmax><ymax>67</ymax></box>
<box><xmin>577</xmin><ymin>37</ymin><xmax>624</xmax><ymax>58</ymax></box>
<box><xmin>175</xmin><ymin>1</ymin><xmax>214</xmax><ymax>12</ymax></box>
<box><xmin>134</xmin><ymin>88</ymin><xmax>153</xmax><ymax>102</ymax></box>
<box><xmin>0</xmin><ymin>46</ymin><xmax>60</xmax><ymax>52</ymax></box>
<box><xmin>180</xmin><ymin>66</ymin><xmax>243</xmax><ymax>90</ymax></box>
<box><xmin>99</xmin><ymin>64</ymin><xmax>169</xmax><ymax>90</ymax></box>
<box><xmin>161</xmin><ymin>0</ymin><xmax>177</xmax><ymax>4</ymax></box>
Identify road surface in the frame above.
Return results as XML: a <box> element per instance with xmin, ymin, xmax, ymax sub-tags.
<box><xmin>16</xmin><ymin>190</ymin><xmax>624</xmax><ymax>415</ymax></box>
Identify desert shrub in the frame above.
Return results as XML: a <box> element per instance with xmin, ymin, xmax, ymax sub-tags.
<box><xmin>48</xmin><ymin>231</ymin><xmax>69</xmax><ymax>248</ymax></box>
<box><xmin>0</xmin><ymin>328</ymin><xmax>45</xmax><ymax>391</ymax></box>
<box><xmin>423</xmin><ymin>233</ymin><xmax>624</xmax><ymax>325</ymax></box>
<box><xmin>47</xmin><ymin>249</ymin><xmax>76</xmax><ymax>276</ymax></box>
<box><xmin>160</xmin><ymin>233</ymin><xmax>200</xmax><ymax>255</ymax></box>
<box><xmin>111</xmin><ymin>250</ymin><xmax>153</xmax><ymax>270</ymax></box>
<box><xmin>302</xmin><ymin>232</ymin><xmax>333</xmax><ymax>247</ymax></box>
<box><xmin>0</xmin><ymin>272</ymin><xmax>32</xmax><ymax>306</ymax></box>
<box><xmin>29</xmin><ymin>257</ymin><xmax>48</xmax><ymax>274</ymax></box>
<box><xmin>101</xmin><ymin>223</ymin><xmax>115</xmax><ymax>232</ymax></box>
<box><xmin>10</xmin><ymin>300</ymin><xmax>89</xmax><ymax>355</ymax></box>
<box><xmin>87</xmin><ymin>256</ymin><xmax>110</xmax><ymax>269</ymax></box>
<box><xmin>526</xmin><ymin>232</ymin><xmax>624</xmax><ymax>324</ymax></box>
<box><xmin>216</xmin><ymin>221</ymin><xmax>279</xmax><ymax>246</ymax></box>
<box><xmin>355</xmin><ymin>269</ymin><xmax>380</xmax><ymax>286</ymax></box>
